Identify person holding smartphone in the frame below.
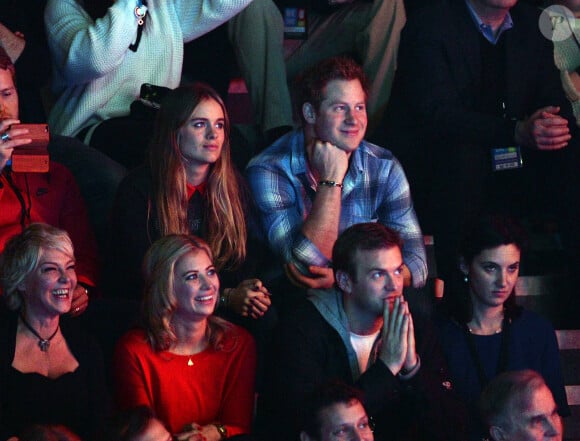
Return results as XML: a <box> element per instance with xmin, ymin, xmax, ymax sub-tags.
<box><xmin>0</xmin><ymin>47</ymin><xmax>99</xmax><ymax>314</ymax></box>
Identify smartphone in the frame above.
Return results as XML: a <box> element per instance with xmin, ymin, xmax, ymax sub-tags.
<box><xmin>140</xmin><ymin>83</ymin><xmax>170</xmax><ymax>108</ymax></box>
<box><xmin>10</xmin><ymin>123</ymin><xmax>50</xmax><ymax>173</ymax></box>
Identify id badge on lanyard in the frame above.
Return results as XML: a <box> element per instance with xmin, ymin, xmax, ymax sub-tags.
<box><xmin>282</xmin><ymin>6</ymin><xmax>308</xmax><ymax>39</ymax></box>
<box><xmin>491</xmin><ymin>101</ymin><xmax>524</xmax><ymax>172</ymax></box>
<box><xmin>491</xmin><ymin>146</ymin><xmax>523</xmax><ymax>171</ymax></box>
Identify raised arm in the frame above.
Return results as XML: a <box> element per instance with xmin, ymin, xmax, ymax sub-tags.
<box><xmin>246</xmin><ymin>158</ymin><xmax>330</xmax><ymax>272</ymax></box>
<box><xmin>174</xmin><ymin>0</ymin><xmax>253</xmax><ymax>43</ymax></box>
<box><xmin>301</xmin><ymin>139</ymin><xmax>349</xmax><ymax>259</ymax></box>
<box><xmin>45</xmin><ymin>0</ymin><xmax>142</xmax><ymax>84</ymax></box>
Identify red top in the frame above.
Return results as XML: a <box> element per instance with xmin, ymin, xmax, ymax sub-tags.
<box><xmin>113</xmin><ymin>325</ymin><xmax>257</xmax><ymax>435</ymax></box>
<box><xmin>186</xmin><ymin>181</ymin><xmax>207</xmax><ymax>199</ymax></box>
<box><xmin>0</xmin><ymin>162</ymin><xmax>99</xmax><ymax>287</ymax></box>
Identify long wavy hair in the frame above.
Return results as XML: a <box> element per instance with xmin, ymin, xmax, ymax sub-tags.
<box><xmin>141</xmin><ymin>234</ymin><xmax>230</xmax><ymax>352</ymax></box>
<box><xmin>148</xmin><ymin>83</ymin><xmax>247</xmax><ymax>271</ymax></box>
<box><xmin>444</xmin><ymin>214</ymin><xmax>526</xmax><ymax>324</ymax></box>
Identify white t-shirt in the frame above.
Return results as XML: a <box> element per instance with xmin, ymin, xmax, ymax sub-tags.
<box><xmin>350</xmin><ymin>330</ymin><xmax>380</xmax><ymax>373</ymax></box>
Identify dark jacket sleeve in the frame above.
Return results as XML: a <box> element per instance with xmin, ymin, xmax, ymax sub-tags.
<box><xmin>257</xmin><ymin>301</ymin><xmax>354</xmax><ymax>441</ymax></box>
<box><xmin>259</xmin><ymin>302</ymin><xmax>468</xmax><ymax>441</ymax></box>
<box><xmin>358</xmin><ymin>316</ymin><xmax>469</xmax><ymax>441</ymax></box>
<box><xmin>105</xmin><ymin>166</ymin><xmax>154</xmax><ymax>300</ymax></box>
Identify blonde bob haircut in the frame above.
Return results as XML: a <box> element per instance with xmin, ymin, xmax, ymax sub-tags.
<box><xmin>148</xmin><ymin>83</ymin><xmax>247</xmax><ymax>272</ymax></box>
<box><xmin>0</xmin><ymin>223</ymin><xmax>74</xmax><ymax>311</ymax></box>
<box><xmin>141</xmin><ymin>234</ymin><xmax>230</xmax><ymax>352</ymax></box>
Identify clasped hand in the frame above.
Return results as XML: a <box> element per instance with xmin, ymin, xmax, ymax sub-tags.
<box><xmin>225</xmin><ymin>279</ymin><xmax>271</xmax><ymax>319</ymax></box>
<box><xmin>174</xmin><ymin>422</ymin><xmax>218</xmax><ymax>441</ymax></box>
<box><xmin>68</xmin><ymin>284</ymin><xmax>89</xmax><ymax>317</ymax></box>
<box><xmin>515</xmin><ymin>106</ymin><xmax>570</xmax><ymax>151</ymax></box>
<box><xmin>379</xmin><ymin>296</ymin><xmax>418</xmax><ymax>376</ymax></box>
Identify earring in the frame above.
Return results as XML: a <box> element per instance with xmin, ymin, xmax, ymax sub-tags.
<box><xmin>463</xmin><ymin>274</ymin><xmax>469</xmax><ymax>283</ymax></box>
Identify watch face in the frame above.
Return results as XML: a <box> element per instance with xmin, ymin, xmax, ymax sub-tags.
<box><xmin>215</xmin><ymin>424</ymin><xmax>227</xmax><ymax>438</ymax></box>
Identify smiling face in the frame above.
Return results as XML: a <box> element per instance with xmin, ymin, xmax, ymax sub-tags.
<box><xmin>465</xmin><ymin>244</ymin><xmax>520</xmax><ymax>311</ymax></box>
<box><xmin>503</xmin><ymin>384</ymin><xmax>562</xmax><ymax>441</ymax></box>
<box><xmin>18</xmin><ymin>248</ymin><xmax>77</xmax><ymax>318</ymax></box>
<box><xmin>172</xmin><ymin>249</ymin><xmax>220</xmax><ymax>322</ymax></box>
<box><xmin>0</xmin><ymin>68</ymin><xmax>18</xmax><ymax>120</ymax></box>
<box><xmin>317</xmin><ymin>400</ymin><xmax>374</xmax><ymax>441</ymax></box>
<box><xmin>307</xmin><ymin>79</ymin><xmax>367</xmax><ymax>154</ymax></box>
<box><xmin>340</xmin><ymin>246</ymin><xmax>405</xmax><ymax>319</ymax></box>
<box><xmin>178</xmin><ymin>98</ymin><xmax>225</xmax><ymax>171</ymax></box>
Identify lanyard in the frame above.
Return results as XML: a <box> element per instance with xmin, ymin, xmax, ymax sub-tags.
<box><xmin>130</xmin><ymin>0</ymin><xmax>149</xmax><ymax>52</ymax></box>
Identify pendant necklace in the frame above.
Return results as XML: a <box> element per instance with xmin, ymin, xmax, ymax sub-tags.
<box><xmin>20</xmin><ymin>314</ymin><xmax>59</xmax><ymax>352</ymax></box>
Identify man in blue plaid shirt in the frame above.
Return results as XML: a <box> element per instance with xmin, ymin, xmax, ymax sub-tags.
<box><xmin>246</xmin><ymin>56</ymin><xmax>427</xmax><ymax>291</ymax></box>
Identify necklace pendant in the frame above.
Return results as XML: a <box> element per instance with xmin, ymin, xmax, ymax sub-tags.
<box><xmin>20</xmin><ymin>314</ymin><xmax>59</xmax><ymax>352</ymax></box>
<box><xmin>187</xmin><ymin>358</ymin><xmax>194</xmax><ymax>367</ymax></box>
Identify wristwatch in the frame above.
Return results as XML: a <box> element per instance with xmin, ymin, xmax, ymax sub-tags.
<box><xmin>213</xmin><ymin>423</ymin><xmax>227</xmax><ymax>440</ymax></box>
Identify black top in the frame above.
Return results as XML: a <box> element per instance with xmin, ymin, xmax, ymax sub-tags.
<box><xmin>0</xmin><ymin>308</ymin><xmax>110</xmax><ymax>439</ymax></box>
<box><xmin>106</xmin><ymin>165</ymin><xmax>265</xmax><ymax>300</ymax></box>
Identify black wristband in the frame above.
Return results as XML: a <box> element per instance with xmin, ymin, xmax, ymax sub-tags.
<box><xmin>318</xmin><ymin>180</ymin><xmax>343</xmax><ymax>188</ymax></box>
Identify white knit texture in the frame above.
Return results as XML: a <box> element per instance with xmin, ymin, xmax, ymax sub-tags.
<box><xmin>45</xmin><ymin>0</ymin><xmax>252</xmax><ymax>137</ymax></box>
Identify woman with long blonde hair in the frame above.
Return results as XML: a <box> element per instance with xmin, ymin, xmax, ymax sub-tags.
<box><xmin>109</xmin><ymin>83</ymin><xmax>270</xmax><ymax>320</ymax></box>
<box><xmin>113</xmin><ymin>234</ymin><xmax>256</xmax><ymax>439</ymax></box>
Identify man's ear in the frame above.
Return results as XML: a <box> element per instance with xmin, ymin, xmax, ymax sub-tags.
<box><xmin>489</xmin><ymin>425</ymin><xmax>507</xmax><ymax>441</ymax></box>
<box><xmin>299</xmin><ymin>431</ymin><xmax>313</xmax><ymax>441</ymax></box>
<box><xmin>336</xmin><ymin>270</ymin><xmax>352</xmax><ymax>294</ymax></box>
<box><xmin>303</xmin><ymin>102</ymin><xmax>316</xmax><ymax>124</ymax></box>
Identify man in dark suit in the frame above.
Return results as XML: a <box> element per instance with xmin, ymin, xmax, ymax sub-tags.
<box><xmin>377</xmin><ymin>0</ymin><xmax>577</xmax><ymax>278</ymax></box>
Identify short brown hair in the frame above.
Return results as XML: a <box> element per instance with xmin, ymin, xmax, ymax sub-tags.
<box><xmin>332</xmin><ymin>223</ymin><xmax>403</xmax><ymax>283</ymax></box>
<box><xmin>294</xmin><ymin>56</ymin><xmax>368</xmax><ymax>124</ymax></box>
<box><xmin>300</xmin><ymin>381</ymin><xmax>367</xmax><ymax>440</ymax></box>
